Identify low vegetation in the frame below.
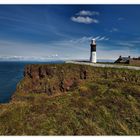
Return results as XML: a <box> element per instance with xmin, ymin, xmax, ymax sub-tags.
<box><xmin>0</xmin><ymin>64</ymin><xmax>140</xmax><ymax>135</ymax></box>
<box><xmin>98</xmin><ymin>62</ymin><xmax>140</xmax><ymax>67</ymax></box>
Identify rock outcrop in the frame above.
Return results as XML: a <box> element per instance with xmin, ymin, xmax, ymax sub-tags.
<box><xmin>16</xmin><ymin>63</ymin><xmax>140</xmax><ymax>96</ymax></box>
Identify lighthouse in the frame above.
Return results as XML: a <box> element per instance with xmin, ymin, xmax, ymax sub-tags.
<box><xmin>90</xmin><ymin>39</ymin><xmax>97</xmax><ymax>63</ymax></box>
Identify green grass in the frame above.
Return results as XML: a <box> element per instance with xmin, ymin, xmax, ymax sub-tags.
<box><xmin>0</xmin><ymin>64</ymin><xmax>140</xmax><ymax>135</ymax></box>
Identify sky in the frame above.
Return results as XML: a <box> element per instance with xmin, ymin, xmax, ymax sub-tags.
<box><xmin>0</xmin><ymin>5</ymin><xmax>140</xmax><ymax>61</ymax></box>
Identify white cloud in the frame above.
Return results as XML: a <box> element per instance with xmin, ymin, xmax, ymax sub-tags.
<box><xmin>71</xmin><ymin>10</ymin><xmax>100</xmax><ymax>24</ymax></box>
<box><xmin>76</xmin><ymin>10</ymin><xmax>100</xmax><ymax>16</ymax></box>
<box><xmin>94</xmin><ymin>36</ymin><xmax>101</xmax><ymax>40</ymax></box>
<box><xmin>71</xmin><ymin>16</ymin><xmax>99</xmax><ymax>24</ymax></box>
<box><xmin>95</xmin><ymin>36</ymin><xmax>110</xmax><ymax>41</ymax></box>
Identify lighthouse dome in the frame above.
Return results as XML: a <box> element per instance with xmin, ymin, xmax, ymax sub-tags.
<box><xmin>91</xmin><ymin>39</ymin><xmax>96</xmax><ymax>45</ymax></box>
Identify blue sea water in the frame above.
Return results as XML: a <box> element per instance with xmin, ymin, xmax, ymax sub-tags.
<box><xmin>0</xmin><ymin>61</ymin><xmax>64</xmax><ymax>103</ymax></box>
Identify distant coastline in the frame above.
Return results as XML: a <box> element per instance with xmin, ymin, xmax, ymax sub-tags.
<box><xmin>0</xmin><ymin>59</ymin><xmax>115</xmax><ymax>63</ymax></box>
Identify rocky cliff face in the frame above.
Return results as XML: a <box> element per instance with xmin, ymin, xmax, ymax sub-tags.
<box><xmin>15</xmin><ymin>63</ymin><xmax>140</xmax><ymax>96</ymax></box>
<box><xmin>17</xmin><ymin>64</ymin><xmax>89</xmax><ymax>95</ymax></box>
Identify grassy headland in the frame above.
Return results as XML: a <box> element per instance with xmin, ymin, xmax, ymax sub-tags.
<box><xmin>0</xmin><ymin>64</ymin><xmax>140</xmax><ymax>135</ymax></box>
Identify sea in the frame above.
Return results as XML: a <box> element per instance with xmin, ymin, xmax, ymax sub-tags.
<box><xmin>0</xmin><ymin>59</ymin><xmax>114</xmax><ymax>103</ymax></box>
<box><xmin>0</xmin><ymin>60</ymin><xmax>64</xmax><ymax>103</ymax></box>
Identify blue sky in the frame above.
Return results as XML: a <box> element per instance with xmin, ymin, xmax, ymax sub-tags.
<box><xmin>0</xmin><ymin>5</ymin><xmax>140</xmax><ymax>61</ymax></box>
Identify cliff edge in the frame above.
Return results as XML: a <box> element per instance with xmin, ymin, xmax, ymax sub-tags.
<box><xmin>14</xmin><ymin>63</ymin><xmax>140</xmax><ymax>98</ymax></box>
<box><xmin>0</xmin><ymin>64</ymin><xmax>140</xmax><ymax>135</ymax></box>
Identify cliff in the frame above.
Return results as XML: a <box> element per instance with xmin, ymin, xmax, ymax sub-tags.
<box><xmin>0</xmin><ymin>64</ymin><xmax>140</xmax><ymax>135</ymax></box>
<box><xmin>14</xmin><ymin>63</ymin><xmax>140</xmax><ymax>98</ymax></box>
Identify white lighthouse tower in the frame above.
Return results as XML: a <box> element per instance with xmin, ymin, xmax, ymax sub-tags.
<box><xmin>90</xmin><ymin>39</ymin><xmax>97</xmax><ymax>63</ymax></box>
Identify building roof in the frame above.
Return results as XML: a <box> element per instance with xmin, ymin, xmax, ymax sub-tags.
<box><xmin>114</xmin><ymin>56</ymin><xmax>131</xmax><ymax>63</ymax></box>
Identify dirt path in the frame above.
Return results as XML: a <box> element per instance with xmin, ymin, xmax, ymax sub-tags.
<box><xmin>65</xmin><ymin>60</ymin><xmax>140</xmax><ymax>71</ymax></box>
